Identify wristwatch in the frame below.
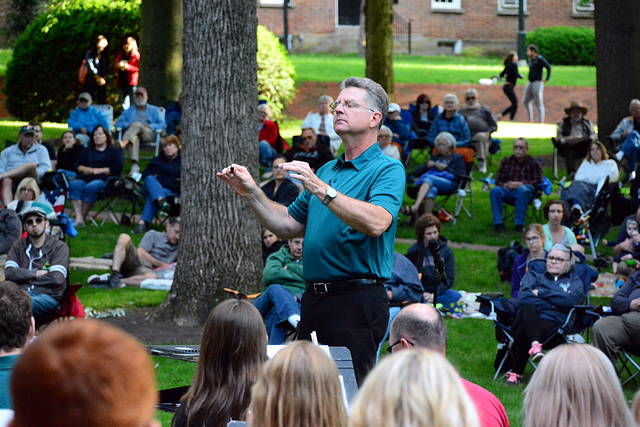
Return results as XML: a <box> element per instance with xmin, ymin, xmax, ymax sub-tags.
<box><xmin>322</xmin><ymin>186</ymin><xmax>337</xmax><ymax>205</ymax></box>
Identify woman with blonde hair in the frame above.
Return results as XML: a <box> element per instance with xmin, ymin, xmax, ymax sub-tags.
<box><xmin>523</xmin><ymin>343</ymin><xmax>634</xmax><ymax>427</ymax></box>
<box><xmin>7</xmin><ymin>177</ymin><xmax>56</xmax><ymax>220</ymax></box>
<box><xmin>349</xmin><ymin>349</ymin><xmax>479</xmax><ymax>427</ymax></box>
<box><xmin>248</xmin><ymin>341</ymin><xmax>348</xmax><ymax>427</ymax></box>
<box><xmin>172</xmin><ymin>299</ymin><xmax>268</xmax><ymax>427</ymax></box>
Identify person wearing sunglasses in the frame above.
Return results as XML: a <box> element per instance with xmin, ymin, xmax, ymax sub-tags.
<box><xmin>504</xmin><ymin>244</ymin><xmax>585</xmax><ymax>386</ymax></box>
<box><xmin>458</xmin><ymin>88</ymin><xmax>497</xmax><ymax>173</ymax></box>
<box><xmin>4</xmin><ymin>206</ymin><xmax>69</xmax><ymax>316</ymax></box>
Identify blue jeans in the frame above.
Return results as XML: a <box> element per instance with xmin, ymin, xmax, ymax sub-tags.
<box><xmin>259</xmin><ymin>140</ymin><xmax>277</xmax><ymax>170</ymax></box>
<box><xmin>140</xmin><ymin>175</ymin><xmax>174</xmax><ymax>224</ymax></box>
<box><xmin>621</xmin><ymin>130</ymin><xmax>640</xmax><ymax>174</ymax></box>
<box><xmin>253</xmin><ymin>284</ymin><xmax>300</xmax><ymax>345</ymax></box>
<box><xmin>416</xmin><ymin>175</ymin><xmax>456</xmax><ymax>199</ymax></box>
<box><xmin>490</xmin><ymin>184</ymin><xmax>535</xmax><ymax>226</ymax></box>
<box><xmin>68</xmin><ymin>179</ymin><xmax>106</xmax><ymax>204</ymax></box>
<box><xmin>29</xmin><ymin>291</ymin><xmax>58</xmax><ymax>316</ymax></box>
<box><xmin>57</xmin><ymin>169</ymin><xmax>77</xmax><ymax>180</ymax></box>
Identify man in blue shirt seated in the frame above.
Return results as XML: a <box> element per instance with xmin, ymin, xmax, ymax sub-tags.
<box><xmin>66</xmin><ymin>92</ymin><xmax>109</xmax><ymax>147</ymax></box>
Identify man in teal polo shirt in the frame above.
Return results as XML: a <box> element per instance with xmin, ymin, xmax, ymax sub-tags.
<box><xmin>218</xmin><ymin>77</ymin><xmax>405</xmax><ymax>384</ymax></box>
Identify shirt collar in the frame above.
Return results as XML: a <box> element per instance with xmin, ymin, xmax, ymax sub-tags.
<box><xmin>334</xmin><ymin>142</ymin><xmax>382</xmax><ymax>171</ymax></box>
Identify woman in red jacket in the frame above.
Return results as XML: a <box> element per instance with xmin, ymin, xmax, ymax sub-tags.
<box><xmin>115</xmin><ymin>36</ymin><xmax>140</xmax><ymax>110</ymax></box>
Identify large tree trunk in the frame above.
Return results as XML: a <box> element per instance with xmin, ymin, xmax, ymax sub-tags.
<box><xmin>364</xmin><ymin>0</ymin><xmax>394</xmax><ymax>101</ymax></box>
<box><xmin>139</xmin><ymin>0</ymin><xmax>183</xmax><ymax>106</ymax></box>
<box><xmin>595</xmin><ymin>0</ymin><xmax>640</xmax><ymax>139</ymax></box>
<box><xmin>155</xmin><ymin>0</ymin><xmax>262</xmax><ymax>326</ymax></box>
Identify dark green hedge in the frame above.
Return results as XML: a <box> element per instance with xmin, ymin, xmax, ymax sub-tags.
<box><xmin>526</xmin><ymin>26</ymin><xmax>595</xmax><ymax>66</ymax></box>
<box><xmin>5</xmin><ymin>0</ymin><xmax>141</xmax><ymax>122</ymax></box>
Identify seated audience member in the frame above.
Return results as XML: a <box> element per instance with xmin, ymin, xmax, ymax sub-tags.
<box><xmin>261</xmin><ymin>228</ymin><xmax>284</xmax><ymax>265</ymax></box>
<box><xmin>541</xmin><ymin>200</ymin><xmax>577</xmax><ymax>251</ymax></box>
<box><xmin>609</xmin><ymin>219</ymin><xmax>640</xmax><ymax>274</ymax></box>
<box><xmin>349</xmin><ymin>349</ymin><xmax>479</xmax><ymax>427</ymax></box>
<box><xmin>606</xmin><ymin>206</ymin><xmax>640</xmax><ymax>266</ymax></box>
<box><xmin>384</xmin><ymin>103</ymin><xmax>412</xmax><ymax>150</ymax></box>
<box><xmin>301</xmin><ymin>94</ymin><xmax>341</xmax><ymax>156</ymax></box>
<box><xmin>114</xmin><ymin>87</ymin><xmax>167</xmax><ymax>173</ymax></box>
<box><xmin>5</xmin><ymin>207</ymin><xmax>68</xmax><ymax>316</ymax></box>
<box><xmin>511</xmin><ymin>224</ymin><xmax>547</xmax><ymax>299</ymax></box>
<box><xmin>10</xmin><ymin>319</ymin><xmax>160</xmax><ymax>427</ymax></box>
<box><xmin>388</xmin><ymin>303</ymin><xmax>509</xmax><ymax>427</ymax></box>
<box><xmin>411</xmin><ymin>93</ymin><xmax>437</xmax><ymax>137</ymax></box>
<box><xmin>0</xmin><ymin>125</ymin><xmax>51</xmax><ymax>207</ymax></box>
<box><xmin>261</xmin><ymin>156</ymin><xmax>300</xmax><ymax>207</ymax></box>
<box><xmin>249</xmin><ymin>341</ymin><xmax>348</xmax><ymax>427</ymax></box>
<box><xmin>378</xmin><ymin>125</ymin><xmax>401</xmax><ymax>161</ymax></box>
<box><xmin>405</xmin><ymin>213</ymin><xmax>461</xmax><ymax>308</ymax></box>
<box><xmin>553</xmin><ymin>101</ymin><xmax>597</xmax><ymax>177</ymax></box>
<box><xmin>56</xmin><ymin>130</ymin><xmax>83</xmax><ymax>179</ymax></box>
<box><xmin>612</xmin><ymin>99</ymin><xmax>640</xmax><ymax>173</ymax></box>
<box><xmin>404</xmin><ymin>131</ymin><xmax>465</xmax><ymax>215</ymax></box>
<box><xmin>253</xmin><ymin>237</ymin><xmax>304</xmax><ymax>344</ymax></box>
<box><xmin>133</xmin><ymin>135</ymin><xmax>181</xmax><ymax>234</ymax></box>
<box><xmin>258</xmin><ymin>103</ymin><xmax>289</xmax><ymax>177</ymax></box>
<box><xmin>7</xmin><ymin>177</ymin><xmax>56</xmax><ymax>220</ymax></box>
<box><xmin>491</xmin><ymin>137</ymin><xmax>543</xmax><ymax>233</ymax></box>
<box><xmin>285</xmin><ymin>128</ymin><xmax>334</xmax><ymax>171</ymax></box>
<box><xmin>458</xmin><ymin>89</ymin><xmax>497</xmax><ymax>173</ymax></box>
<box><xmin>165</xmin><ymin>94</ymin><xmax>182</xmax><ymax>135</ymax></box>
<box><xmin>0</xmin><ymin>209</ymin><xmax>21</xmax><ymax>256</ymax></box>
<box><xmin>0</xmin><ymin>282</ymin><xmax>34</xmax><ymax>410</ymax></box>
<box><xmin>172</xmin><ymin>299</ymin><xmax>267</xmax><ymax>427</ymax></box>
<box><xmin>29</xmin><ymin>122</ymin><xmax>56</xmax><ymax>170</ymax></box>
<box><xmin>523</xmin><ymin>344</ymin><xmax>634</xmax><ymax>427</ymax></box>
<box><xmin>593</xmin><ymin>270</ymin><xmax>640</xmax><ymax>367</ymax></box>
<box><xmin>560</xmin><ymin>140</ymin><xmax>619</xmax><ymax>219</ymax></box>
<box><xmin>426</xmin><ymin>94</ymin><xmax>470</xmax><ymax>149</ymax></box>
<box><xmin>504</xmin><ymin>245</ymin><xmax>585</xmax><ymax>386</ymax></box>
<box><xmin>89</xmin><ymin>218</ymin><xmax>179</xmax><ymax>289</ymax></box>
<box><xmin>68</xmin><ymin>125</ymin><xmax>123</xmax><ymax>227</ymax></box>
<box><xmin>66</xmin><ymin>92</ymin><xmax>109</xmax><ymax>147</ymax></box>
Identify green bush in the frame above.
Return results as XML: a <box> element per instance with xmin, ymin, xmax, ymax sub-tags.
<box><xmin>5</xmin><ymin>0</ymin><xmax>141</xmax><ymax>122</ymax></box>
<box><xmin>526</xmin><ymin>26</ymin><xmax>595</xmax><ymax>66</ymax></box>
<box><xmin>257</xmin><ymin>25</ymin><xmax>296</xmax><ymax>120</ymax></box>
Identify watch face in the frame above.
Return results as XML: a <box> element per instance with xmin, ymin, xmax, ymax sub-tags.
<box><xmin>327</xmin><ymin>187</ymin><xmax>337</xmax><ymax>198</ymax></box>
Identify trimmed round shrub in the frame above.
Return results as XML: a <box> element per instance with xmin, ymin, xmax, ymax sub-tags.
<box><xmin>257</xmin><ymin>25</ymin><xmax>296</xmax><ymax>120</ymax></box>
<box><xmin>5</xmin><ymin>0</ymin><xmax>141</xmax><ymax>122</ymax></box>
<box><xmin>526</xmin><ymin>26</ymin><xmax>595</xmax><ymax>66</ymax></box>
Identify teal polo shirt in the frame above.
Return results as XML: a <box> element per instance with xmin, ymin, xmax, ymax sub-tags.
<box><xmin>0</xmin><ymin>354</ymin><xmax>19</xmax><ymax>409</ymax></box>
<box><xmin>288</xmin><ymin>142</ymin><xmax>405</xmax><ymax>282</ymax></box>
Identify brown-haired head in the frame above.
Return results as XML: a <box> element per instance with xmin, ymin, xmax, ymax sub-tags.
<box><xmin>543</xmin><ymin>199</ymin><xmax>569</xmax><ymax>221</ymax></box>
<box><xmin>415</xmin><ymin>213</ymin><xmax>442</xmax><ymax>239</ymax></box>
<box><xmin>0</xmin><ymin>281</ymin><xmax>32</xmax><ymax>352</ymax></box>
<box><xmin>11</xmin><ymin>319</ymin><xmax>158</xmax><ymax>427</ymax></box>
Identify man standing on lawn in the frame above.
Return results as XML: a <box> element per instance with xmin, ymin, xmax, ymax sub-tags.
<box><xmin>218</xmin><ymin>77</ymin><xmax>405</xmax><ymax>385</ymax></box>
<box><xmin>522</xmin><ymin>44</ymin><xmax>551</xmax><ymax>123</ymax></box>
<box><xmin>5</xmin><ymin>206</ymin><xmax>68</xmax><ymax>316</ymax></box>
<box><xmin>389</xmin><ymin>303</ymin><xmax>510</xmax><ymax>427</ymax></box>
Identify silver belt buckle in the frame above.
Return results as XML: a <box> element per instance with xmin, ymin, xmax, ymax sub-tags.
<box><xmin>313</xmin><ymin>283</ymin><xmax>329</xmax><ymax>294</ymax></box>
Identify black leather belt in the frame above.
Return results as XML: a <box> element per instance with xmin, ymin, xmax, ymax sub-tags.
<box><xmin>306</xmin><ymin>278</ymin><xmax>383</xmax><ymax>294</ymax></box>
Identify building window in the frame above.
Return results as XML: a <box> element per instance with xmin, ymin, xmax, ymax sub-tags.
<box><xmin>498</xmin><ymin>0</ymin><xmax>526</xmax><ymax>13</ymax></box>
<box><xmin>573</xmin><ymin>0</ymin><xmax>594</xmax><ymax>15</ymax></box>
<box><xmin>431</xmin><ymin>0</ymin><xmax>461</xmax><ymax>11</ymax></box>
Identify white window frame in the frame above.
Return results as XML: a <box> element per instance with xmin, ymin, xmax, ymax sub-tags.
<box><xmin>498</xmin><ymin>0</ymin><xmax>526</xmax><ymax>13</ymax></box>
<box><xmin>573</xmin><ymin>0</ymin><xmax>594</xmax><ymax>14</ymax></box>
<box><xmin>259</xmin><ymin>0</ymin><xmax>289</xmax><ymax>7</ymax></box>
<box><xmin>431</xmin><ymin>0</ymin><xmax>461</xmax><ymax>11</ymax></box>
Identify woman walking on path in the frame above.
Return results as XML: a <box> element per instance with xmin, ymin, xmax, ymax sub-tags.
<box><xmin>499</xmin><ymin>52</ymin><xmax>523</xmax><ymax>121</ymax></box>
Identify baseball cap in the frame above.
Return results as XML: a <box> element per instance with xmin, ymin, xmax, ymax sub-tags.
<box><xmin>19</xmin><ymin>125</ymin><xmax>35</xmax><ymax>136</ymax></box>
<box><xmin>388</xmin><ymin>103</ymin><xmax>401</xmax><ymax>113</ymax></box>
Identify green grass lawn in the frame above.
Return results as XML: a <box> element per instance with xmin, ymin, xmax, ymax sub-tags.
<box><xmin>291</xmin><ymin>53</ymin><xmax>596</xmax><ymax>87</ymax></box>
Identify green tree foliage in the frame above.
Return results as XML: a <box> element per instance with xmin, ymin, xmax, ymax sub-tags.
<box><xmin>5</xmin><ymin>0</ymin><xmax>141</xmax><ymax>122</ymax></box>
<box><xmin>3</xmin><ymin>0</ymin><xmax>45</xmax><ymax>44</ymax></box>
<box><xmin>257</xmin><ymin>25</ymin><xmax>296</xmax><ymax>120</ymax></box>
<box><xmin>526</xmin><ymin>26</ymin><xmax>595</xmax><ymax>66</ymax></box>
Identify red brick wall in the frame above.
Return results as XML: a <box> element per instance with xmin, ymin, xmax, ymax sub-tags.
<box><xmin>258</xmin><ymin>0</ymin><xmax>593</xmax><ymax>42</ymax></box>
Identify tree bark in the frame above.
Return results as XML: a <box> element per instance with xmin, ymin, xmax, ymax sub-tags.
<box><xmin>139</xmin><ymin>0</ymin><xmax>183</xmax><ymax>105</ymax></box>
<box><xmin>594</xmin><ymin>0</ymin><xmax>640</xmax><ymax>139</ymax></box>
<box><xmin>364</xmin><ymin>0</ymin><xmax>394</xmax><ymax>101</ymax></box>
<box><xmin>155</xmin><ymin>0</ymin><xmax>262</xmax><ymax>326</ymax></box>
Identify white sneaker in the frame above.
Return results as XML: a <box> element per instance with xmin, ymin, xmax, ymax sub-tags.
<box><xmin>616</xmin><ymin>151</ymin><xmax>624</xmax><ymax>161</ymax></box>
<box><xmin>478</xmin><ymin>160</ymin><xmax>487</xmax><ymax>173</ymax></box>
<box><xmin>88</xmin><ymin>273</ymin><xmax>111</xmax><ymax>286</ymax></box>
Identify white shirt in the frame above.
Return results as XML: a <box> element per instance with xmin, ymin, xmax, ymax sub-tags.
<box><xmin>381</xmin><ymin>144</ymin><xmax>401</xmax><ymax>161</ymax></box>
<box><xmin>575</xmin><ymin>159</ymin><xmax>619</xmax><ymax>185</ymax></box>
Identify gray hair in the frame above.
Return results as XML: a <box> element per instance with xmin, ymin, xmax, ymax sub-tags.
<box><xmin>550</xmin><ymin>244</ymin><xmax>575</xmax><ymax>268</ymax></box>
<box><xmin>630</xmin><ymin>99</ymin><xmax>640</xmax><ymax>111</ymax></box>
<box><xmin>435</xmin><ymin>132</ymin><xmax>457</xmax><ymax>149</ymax></box>
<box><xmin>464</xmin><ymin>88</ymin><xmax>478</xmax><ymax>99</ymax></box>
<box><xmin>514</xmin><ymin>137</ymin><xmax>529</xmax><ymax>149</ymax></box>
<box><xmin>340</xmin><ymin>77</ymin><xmax>389</xmax><ymax>129</ymax></box>
<box><xmin>378</xmin><ymin>125</ymin><xmax>392</xmax><ymax>137</ymax></box>
<box><xmin>318</xmin><ymin>94</ymin><xmax>333</xmax><ymax>105</ymax></box>
<box><xmin>442</xmin><ymin>94</ymin><xmax>459</xmax><ymax>106</ymax></box>
<box><xmin>258</xmin><ymin>103</ymin><xmax>271</xmax><ymax>114</ymax></box>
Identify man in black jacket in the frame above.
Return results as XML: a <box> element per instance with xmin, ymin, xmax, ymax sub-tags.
<box><xmin>522</xmin><ymin>44</ymin><xmax>551</xmax><ymax>123</ymax></box>
<box><xmin>5</xmin><ymin>206</ymin><xmax>68</xmax><ymax>315</ymax></box>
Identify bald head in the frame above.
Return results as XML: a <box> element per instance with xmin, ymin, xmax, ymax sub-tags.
<box><xmin>389</xmin><ymin>303</ymin><xmax>447</xmax><ymax>355</ymax></box>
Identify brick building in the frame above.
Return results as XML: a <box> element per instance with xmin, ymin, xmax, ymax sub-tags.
<box><xmin>258</xmin><ymin>0</ymin><xmax>594</xmax><ymax>54</ymax></box>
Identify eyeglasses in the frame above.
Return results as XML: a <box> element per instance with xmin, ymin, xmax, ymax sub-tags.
<box><xmin>547</xmin><ymin>256</ymin><xmax>569</xmax><ymax>264</ymax></box>
<box><xmin>25</xmin><ymin>217</ymin><xmax>44</xmax><ymax>226</ymax></box>
<box><xmin>525</xmin><ymin>236</ymin><xmax>540</xmax><ymax>242</ymax></box>
<box><xmin>329</xmin><ymin>100</ymin><xmax>375</xmax><ymax>113</ymax></box>
<box><xmin>386</xmin><ymin>338</ymin><xmax>414</xmax><ymax>354</ymax></box>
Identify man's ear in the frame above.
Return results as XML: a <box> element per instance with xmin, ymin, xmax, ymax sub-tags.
<box><xmin>400</xmin><ymin>338</ymin><xmax>413</xmax><ymax>350</ymax></box>
<box><xmin>27</xmin><ymin>317</ymin><xmax>35</xmax><ymax>341</ymax></box>
<box><xmin>370</xmin><ymin>111</ymin><xmax>383</xmax><ymax>130</ymax></box>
